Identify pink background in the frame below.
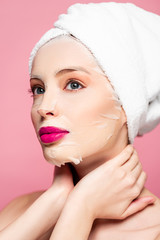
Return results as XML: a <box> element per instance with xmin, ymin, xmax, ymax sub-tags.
<box><xmin>0</xmin><ymin>0</ymin><xmax>160</xmax><ymax>210</ymax></box>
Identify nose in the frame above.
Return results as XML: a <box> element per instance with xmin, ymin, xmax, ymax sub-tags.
<box><xmin>37</xmin><ymin>109</ymin><xmax>55</xmax><ymax>118</ymax></box>
<box><xmin>36</xmin><ymin>89</ymin><xmax>59</xmax><ymax>119</ymax></box>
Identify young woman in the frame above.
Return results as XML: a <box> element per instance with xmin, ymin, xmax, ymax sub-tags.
<box><xmin>0</xmin><ymin>2</ymin><xmax>160</xmax><ymax>239</ymax></box>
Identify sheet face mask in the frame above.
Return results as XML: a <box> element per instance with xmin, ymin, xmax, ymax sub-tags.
<box><xmin>30</xmin><ymin>36</ymin><xmax>124</xmax><ymax>167</ymax></box>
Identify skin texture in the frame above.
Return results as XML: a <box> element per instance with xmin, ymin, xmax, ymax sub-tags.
<box><xmin>0</xmin><ymin>35</ymin><xmax>160</xmax><ymax>239</ymax></box>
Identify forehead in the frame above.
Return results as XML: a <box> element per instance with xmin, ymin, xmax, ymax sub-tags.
<box><xmin>31</xmin><ymin>35</ymin><xmax>100</xmax><ymax>73</ymax></box>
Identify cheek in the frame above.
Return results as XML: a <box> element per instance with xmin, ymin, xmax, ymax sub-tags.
<box><xmin>65</xmin><ymin>88</ymin><xmax>117</xmax><ymax>137</ymax></box>
<box><xmin>90</xmin><ymin>93</ymin><xmax>114</xmax><ymax>119</ymax></box>
<box><xmin>30</xmin><ymin>96</ymin><xmax>43</xmax><ymax>126</ymax></box>
<box><xmin>65</xmin><ymin>87</ymin><xmax>115</xmax><ymax>125</ymax></box>
<box><xmin>30</xmin><ymin>104</ymin><xmax>39</xmax><ymax>129</ymax></box>
<box><xmin>30</xmin><ymin>108</ymin><xmax>36</xmax><ymax>128</ymax></box>
<box><xmin>64</xmin><ymin>87</ymin><xmax>121</xmax><ymax>157</ymax></box>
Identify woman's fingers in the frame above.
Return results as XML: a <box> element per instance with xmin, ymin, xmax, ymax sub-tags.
<box><xmin>111</xmin><ymin>144</ymin><xmax>134</xmax><ymax>167</ymax></box>
<box><xmin>136</xmin><ymin>170</ymin><xmax>147</xmax><ymax>191</ymax></box>
<box><xmin>120</xmin><ymin>196</ymin><xmax>155</xmax><ymax>219</ymax></box>
<box><xmin>127</xmin><ymin>171</ymin><xmax>147</xmax><ymax>203</ymax></box>
<box><xmin>122</xmin><ymin>169</ymin><xmax>153</xmax><ymax>220</ymax></box>
<box><xmin>130</xmin><ymin>161</ymin><xmax>142</xmax><ymax>181</ymax></box>
<box><xmin>122</xmin><ymin>150</ymin><xmax>139</xmax><ymax>171</ymax></box>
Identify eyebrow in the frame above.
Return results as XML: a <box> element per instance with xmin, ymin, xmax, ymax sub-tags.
<box><xmin>30</xmin><ymin>66</ymin><xmax>90</xmax><ymax>81</ymax></box>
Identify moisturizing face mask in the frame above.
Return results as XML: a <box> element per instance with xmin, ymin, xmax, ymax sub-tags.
<box><xmin>30</xmin><ymin>35</ymin><xmax>124</xmax><ymax>167</ymax></box>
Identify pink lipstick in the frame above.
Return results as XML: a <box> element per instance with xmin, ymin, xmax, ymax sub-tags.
<box><xmin>39</xmin><ymin>126</ymin><xmax>69</xmax><ymax>144</ymax></box>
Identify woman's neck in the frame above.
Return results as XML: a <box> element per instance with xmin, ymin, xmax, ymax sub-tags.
<box><xmin>72</xmin><ymin>127</ymin><xmax>129</xmax><ymax>181</ymax></box>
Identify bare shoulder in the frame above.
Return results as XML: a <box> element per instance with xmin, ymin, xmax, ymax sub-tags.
<box><xmin>88</xmin><ymin>193</ymin><xmax>160</xmax><ymax>240</ymax></box>
<box><xmin>0</xmin><ymin>190</ymin><xmax>45</xmax><ymax>231</ymax></box>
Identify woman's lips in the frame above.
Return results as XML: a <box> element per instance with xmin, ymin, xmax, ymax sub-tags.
<box><xmin>39</xmin><ymin>126</ymin><xmax>69</xmax><ymax>144</ymax></box>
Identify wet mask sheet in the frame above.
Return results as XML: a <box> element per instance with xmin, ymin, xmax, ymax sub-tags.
<box><xmin>30</xmin><ymin>36</ymin><xmax>123</xmax><ymax>167</ymax></box>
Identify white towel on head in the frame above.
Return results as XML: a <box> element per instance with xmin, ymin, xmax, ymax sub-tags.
<box><xmin>28</xmin><ymin>2</ymin><xmax>160</xmax><ymax>144</ymax></box>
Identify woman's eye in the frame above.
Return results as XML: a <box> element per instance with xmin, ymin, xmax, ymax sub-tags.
<box><xmin>32</xmin><ymin>86</ymin><xmax>45</xmax><ymax>95</ymax></box>
<box><xmin>65</xmin><ymin>80</ymin><xmax>83</xmax><ymax>91</ymax></box>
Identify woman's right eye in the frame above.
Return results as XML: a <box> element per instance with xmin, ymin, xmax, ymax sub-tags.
<box><xmin>32</xmin><ymin>86</ymin><xmax>45</xmax><ymax>95</ymax></box>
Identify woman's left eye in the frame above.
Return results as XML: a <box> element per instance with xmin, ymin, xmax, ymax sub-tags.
<box><xmin>65</xmin><ymin>80</ymin><xmax>84</xmax><ymax>91</ymax></box>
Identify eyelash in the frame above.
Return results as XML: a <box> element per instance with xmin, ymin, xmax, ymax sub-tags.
<box><xmin>28</xmin><ymin>79</ymin><xmax>84</xmax><ymax>97</ymax></box>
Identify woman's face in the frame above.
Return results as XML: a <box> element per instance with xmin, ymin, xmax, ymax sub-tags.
<box><xmin>30</xmin><ymin>36</ymin><xmax>127</xmax><ymax>167</ymax></box>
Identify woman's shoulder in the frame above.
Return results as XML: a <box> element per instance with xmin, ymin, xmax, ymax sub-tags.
<box><xmin>0</xmin><ymin>190</ymin><xmax>45</xmax><ymax>231</ymax></box>
<box><xmin>89</xmin><ymin>190</ymin><xmax>160</xmax><ymax>240</ymax></box>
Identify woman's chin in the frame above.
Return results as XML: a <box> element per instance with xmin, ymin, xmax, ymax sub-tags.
<box><xmin>42</xmin><ymin>147</ymin><xmax>83</xmax><ymax>167</ymax></box>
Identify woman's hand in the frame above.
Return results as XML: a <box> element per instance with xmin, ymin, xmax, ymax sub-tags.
<box><xmin>72</xmin><ymin>144</ymin><xmax>155</xmax><ymax>221</ymax></box>
<box><xmin>49</xmin><ymin>144</ymin><xmax>155</xmax><ymax>240</ymax></box>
